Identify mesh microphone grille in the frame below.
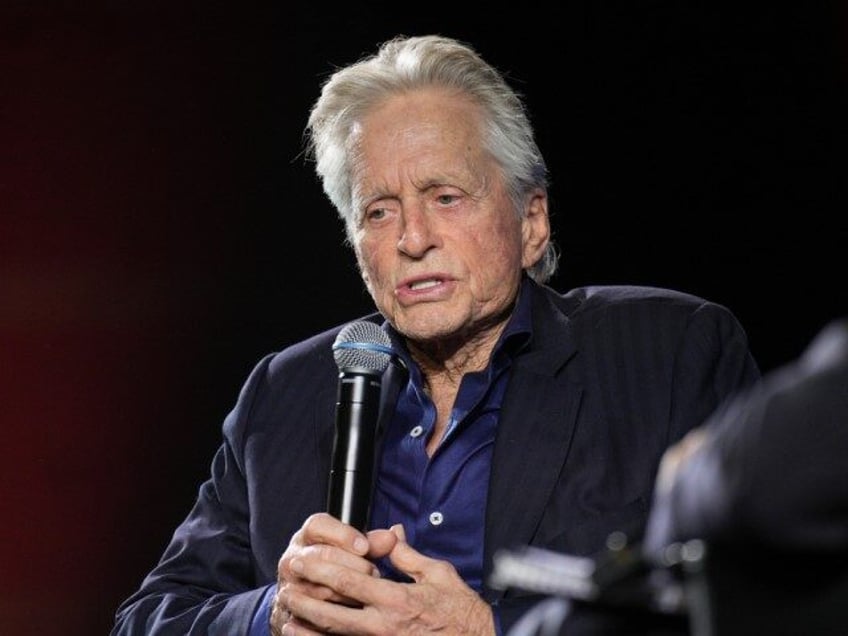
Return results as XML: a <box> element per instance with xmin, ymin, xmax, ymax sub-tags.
<box><xmin>332</xmin><ymin>321</ymin><xmax>393</xmax><ymax>373</ymax></box>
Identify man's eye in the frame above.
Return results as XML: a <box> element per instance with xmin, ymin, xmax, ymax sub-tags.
<box><xmin>365</xmin><ymin>207</ymin><xmax>387</xmax><ymax>221</ymax></box>
<box><xmin>436</xmin><ymin>194</ymin><xmax>458</xmax><ymax>205</ymax></box>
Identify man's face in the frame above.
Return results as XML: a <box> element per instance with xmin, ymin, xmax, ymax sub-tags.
<box><xmin>350</xmin><ymin>87</ymin><xmax>548</xmax><ymax>346</ymax></box>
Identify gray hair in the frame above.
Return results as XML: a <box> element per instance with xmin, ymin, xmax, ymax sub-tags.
<box><xmin>305</xmin><ymin>34</ymin><xmax>558</xmax><ymax>283</ymax></box>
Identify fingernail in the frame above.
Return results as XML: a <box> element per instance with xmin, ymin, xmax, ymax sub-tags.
<box><xmin>390</xmin><ymin>524</ymin><xmax>406</xmax><ymax>541</ymax></box>
<box><xmin>354</xmin><ymin>537</ymin><xmax>369</xmax><ymax>553</ymax></box>
<box><xmin>290</xmin><ymin>558</ymin><xmax>304</xmax><ymax>574</ymax></box>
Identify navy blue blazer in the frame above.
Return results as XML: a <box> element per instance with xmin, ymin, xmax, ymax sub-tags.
<box><xmin>112</xmin><ymin>280</ymin><xmax>761</xmax><ymax>635</ymax></box>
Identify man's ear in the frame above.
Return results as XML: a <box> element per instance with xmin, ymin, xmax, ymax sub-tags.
<box><xmin>521</xmin><ymin>190</ymin><xmax>550</xmax><ymax>269</ymax></box>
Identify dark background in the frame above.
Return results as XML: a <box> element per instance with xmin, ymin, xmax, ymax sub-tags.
<box><xmin>2</xmin><ymin>3</ymin><xmax>846</xmax><ymax>634</ymax></box>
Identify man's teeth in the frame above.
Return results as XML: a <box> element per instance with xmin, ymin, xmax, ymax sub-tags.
<box><xmin>409</xmin><ymin>279</ymin><xmax>440</xmax><ymax>290</ymax></box>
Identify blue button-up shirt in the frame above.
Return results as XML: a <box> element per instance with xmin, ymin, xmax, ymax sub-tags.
<box><xmin>370</xmin><ymin>281</ymin><xmax>532</xmax><ymax>592</ymax></box>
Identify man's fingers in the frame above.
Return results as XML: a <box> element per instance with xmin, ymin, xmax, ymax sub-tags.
<box><xmin>301</xmin><ymin>512</ymin><xmax>370</xmax><ymax>554</ymax></box>
<box><xmin>386</xmin><ymin>535</ymin><xmax>458</xmax><ymax>584</ymax></box>
<box><xmin>365</xmin><ymin>527</ymin><xmax>399</xmax><ymax>559</ymax></box>
<box><xmin>281</xmin><ymin>584</ymin><xmax>374</xmax><ymax>634</ymax></box>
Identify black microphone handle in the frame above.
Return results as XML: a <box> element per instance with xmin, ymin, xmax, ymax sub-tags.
<box><xmin>327</xmin><ymin>370</ymin><xmax>382</xmax><ymax>530</ymax></box>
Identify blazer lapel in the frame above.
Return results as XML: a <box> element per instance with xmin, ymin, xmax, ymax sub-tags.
<box><xmin>483</xmin><ymin>291</ymin><xmax>582</xmax><ymax>599</ymax></box>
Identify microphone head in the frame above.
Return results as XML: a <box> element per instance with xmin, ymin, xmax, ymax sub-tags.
<box><xmin>332</xmin><ymin>321</ymin><xmax>393</xmax><ymax>374</ymax></box>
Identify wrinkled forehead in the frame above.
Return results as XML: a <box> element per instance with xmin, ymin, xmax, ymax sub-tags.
<box><xmin>346</xmin><ymin>90</ymin><xmax>497</xmax><ymax>207</ymax></box>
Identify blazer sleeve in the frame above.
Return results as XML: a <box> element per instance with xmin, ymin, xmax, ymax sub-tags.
<box><xmin>111</xmin><ymin>353</ymin><xmax>276</xmax><ymax>636</ymax></box>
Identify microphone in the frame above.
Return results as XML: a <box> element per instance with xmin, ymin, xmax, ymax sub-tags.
<box><xmin>327</xmin><ymin>320</ymin><xmax>393</xmax><ymax>530</ymax></box>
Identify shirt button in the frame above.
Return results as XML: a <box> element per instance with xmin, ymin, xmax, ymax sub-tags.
<box><xmin>429</xmin><ymin>511</ymin><xmax>444</xmax><ymax>526</ymax></box>
<box><xmin>410</xmin><ymin>425</ymin><xmax>424</xmax><ymax>438</ymax></box>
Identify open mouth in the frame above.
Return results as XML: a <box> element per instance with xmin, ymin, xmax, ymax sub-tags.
<box><xmin>408</xmin><ymin>279</ymin><xmax>442</xmax><ymax>291</ymax></box>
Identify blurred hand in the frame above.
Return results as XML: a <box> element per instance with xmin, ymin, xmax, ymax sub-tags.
<box><xmin>653</xmin><ymin>427</ymin><xmax>709</xmax><ymax>496</ymax></box>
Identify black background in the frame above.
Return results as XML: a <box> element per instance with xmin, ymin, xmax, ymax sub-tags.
<box><xmin>2</xmin><ymin>3</ymin><xmax>846</xmax><ymax>634</ymax></box>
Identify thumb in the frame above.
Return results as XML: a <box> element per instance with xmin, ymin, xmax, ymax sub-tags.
<box><xmin>387</xmin><ymin>530</ymin><xmax>430</xmax><ymax>581</ymax></box>
<box><xmin>390</xmin><ymin>523</ymin><xmax>406</xmax><ymax>542</ymax></box>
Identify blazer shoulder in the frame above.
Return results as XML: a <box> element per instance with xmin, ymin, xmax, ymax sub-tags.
<box><xmin>544</xmin><ymin>283</ymin><xmax>721</xmax><ymax>322</ymax></box>
<box><xmin>562</xmin><ymin>284</ymin><xmax>711</xmax><ymax>309</ymax></box>
<box><xmin>223</xmin><ymin>311</ymin><xmax>386</xmax><ymax>439</ymax></box>
<box><xmin>540</xmin><ymin>283</ymin><xmax>750</xmax><ymax>348</ymax></box>
<box><xmin>264</xmin><ymin>311</ymin><xmax>386</xmax><ymax>379</ymax></box>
